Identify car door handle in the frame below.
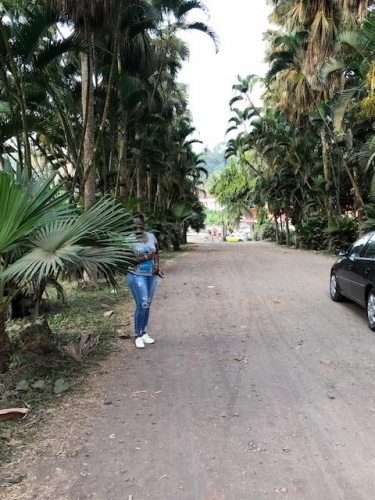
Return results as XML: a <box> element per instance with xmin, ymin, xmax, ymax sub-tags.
<box><xmin>365</xmin><ymin>267</ymin><xmax>371</xmax><ymax>274</ymax></box>
<box><xmin>348</xmin><ymin>265</ymin><xmax>353</xmax><ymax>271</ymax></box>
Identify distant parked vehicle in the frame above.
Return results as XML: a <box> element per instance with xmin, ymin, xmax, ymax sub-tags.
<box><xmin>226</xmin><ymin>232</ymin><xmax>249</xmax><ymax>242</ymax></box>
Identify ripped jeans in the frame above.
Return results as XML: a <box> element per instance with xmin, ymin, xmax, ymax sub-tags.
<box><xmin>126</xmin><ymin>273</ymin><xmax>158</xmax><ymax>337</ymax></box>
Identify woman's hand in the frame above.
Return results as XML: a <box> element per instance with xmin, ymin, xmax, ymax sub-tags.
<box><xmin>143</xmin><ymin>251</ymin><xmax>155</xmax><ymax>261</ymax></box>
<box><xmin>136</xmin><ymin>251</ymin><xmax>155</xmax><ymax>263</ymax></box>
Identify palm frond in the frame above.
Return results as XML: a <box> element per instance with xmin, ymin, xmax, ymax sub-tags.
<box><xmin>0</xmin><ymin>171</ymin><xmax>68</xmax><ymax>252</ymax></box>
<box><xmin>229</xmin><ymin>95</ymin><xmax>243</xmax><ymax>107</ymax></box>
<box><xmin>33</xmin><ymin>33</ymin><xmax>89</xmax><ymax>71</ymax></box>
<box><xmin>359</xmin><ymin>12</ymin><xmax>375</xmax><ymax>56</ymax></box>
<box><xmin>332</xmin><ymin>87</ymin><xmax>358</xmax><ymax>136</ymax></box>
<box><xmin>184</xmin><ymin>21</ymin><xmax>219</xmax><ymax>52</ymax></box>
<box><xmin>1</xmin><ymin>194</ymin><xmax>136</xmax><ymax>289</ymax></box>
<box><xmin>60</xmin><ymin>333</ymin><xmax>98</xmax><ymax>361</ymax></box>
<box><xmin>320</xmin><ymin>57</ymin><xmax>346</xmax><ymax>82</ymax></box>
<box><xmin>338</xmin><ymin>30</ymin><xmax>362</xmax><ymax>54</ymax></box>
<box><xmin>359</xmin><ymin>135</ymin><xmax>375</xmax><ymax>171</ymax></box>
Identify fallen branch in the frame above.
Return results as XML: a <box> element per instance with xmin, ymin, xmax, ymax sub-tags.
<box><xmin>0</xmin><ymin>408</ymin><xmax>29</xmax><ymax>422</ymax></box>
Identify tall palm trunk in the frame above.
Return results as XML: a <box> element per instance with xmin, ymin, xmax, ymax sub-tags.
<box><xmin>136</xmin><ymin>162</ymin><xmax>145</xmax><ymax>207</ymax></box>
<box><xmin>343</xmin><ymin>158</ymin><xmax>363</xmax><ymax>209</ymax></box>
<box><xmin>81</xmin><ymin>48</ymin><xmax>96</xmax><ymax>210</ymax></box>
<box><xmin>118</xmin><ymin>129</ymin><xmax>129</xmax><ymax>199</ymax></box>
<box><xmin>135</xmin><ymin>125</ymin><xmax>145</xmax><ymax>212</ymax></box>
<box><xmin>341</xmin><ymin>128</ymin><xmax>364</xmax><ymax>218</ymax></box>
<box><xmin>274</xmin><ymin>211</ymin><xmax>280</xmax><ymax>245</ymax></box>
<box><xmin>321</xmin><ymin>126</ymin><xmax>335</xmax><ymax>227</ymax></box>
<box><xmin>285</xmin><ymin>217</ymin><xmax>290</xmax><ymax>246</ymax></box>
<box><xmin>147</xmin><ymin>165</ymin><xmax>154</xmax><ymax>205</ymax></box>
<box><xmin>81</xmin><ymin>43</ymin><xmax>97</xmax><ymax>287</ymax></box>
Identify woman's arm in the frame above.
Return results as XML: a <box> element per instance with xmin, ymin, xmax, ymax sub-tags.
<box><xmin>152</xmin><ymin>238</ymin><xmax>160</xmax><ymax>273</ymax></box>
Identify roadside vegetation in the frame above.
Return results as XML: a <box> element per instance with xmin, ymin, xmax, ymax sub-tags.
<box><xmin>207</xmin><ymin>1</ymin><xmax>375</xmax><ymax>251</ymax></box>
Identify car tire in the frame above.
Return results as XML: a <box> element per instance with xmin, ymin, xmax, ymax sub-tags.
<box><xmin>330</xmin><ymin>273</ymin><xmax>344</xmax><ymax>302</ymax></box>
<box><xmin>367</xmin><ymin>289</ymin><xmax>375</xmax><ymax>331</ymax></box>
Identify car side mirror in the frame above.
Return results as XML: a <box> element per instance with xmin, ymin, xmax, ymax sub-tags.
<box><xmin>335</xmin><ymin>248</ymin><xmax>347</xmax><ymax>256</ymax></box>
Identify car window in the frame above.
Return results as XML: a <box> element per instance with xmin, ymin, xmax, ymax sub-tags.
<box><xmin>363</xmin><ymin>235</ymin><xmax>375</xmax><ymax>259</ymax></box>
<box><xmin>348</xmin><ymin>235</ymin><xmax>371</xmax><ymax>258</ymax></box>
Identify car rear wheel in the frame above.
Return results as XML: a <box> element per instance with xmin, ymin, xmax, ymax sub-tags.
<box><xmin>367</xmin><ymin>289</ymin><xmax>375</xmax><ymax>331</ymax></box>
<box><xmin>330</xmin><ymin>273</ymin><xmax>343</xmax><ymax>302</ymax></box>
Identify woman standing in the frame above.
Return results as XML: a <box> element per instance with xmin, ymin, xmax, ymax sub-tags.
<box><xmin>127</xmin><ymin>215</ymin><xmax>160</xmax><ymax>348</ymax></box>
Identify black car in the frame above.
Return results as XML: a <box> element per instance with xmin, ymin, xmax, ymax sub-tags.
<box><xmin>330</xmin><ymin>231</ymin><xmax>375</xmax><ymax>331</ymax></box>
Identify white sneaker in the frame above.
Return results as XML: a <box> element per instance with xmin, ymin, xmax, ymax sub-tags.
<box><xmin>141</xmin><ymin>333</ymin><xmax>155</xmax><ymax>344</ymax></box>
<box><xmin>135</xmin><ymin>336</ymin><xmax>145</xmax><ymax>348</ymax></box>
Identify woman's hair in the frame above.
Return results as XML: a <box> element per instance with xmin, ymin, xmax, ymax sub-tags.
<box><xmin>132</xmin><ymin>213</ymin><xmax>145</xmax><ymax>228</ymax></box>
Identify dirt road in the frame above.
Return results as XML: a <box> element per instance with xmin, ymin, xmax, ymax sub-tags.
<box><xmin>3</xmin><ymin>240</ymin><xmax>375</xmax><ymax>500</ymax></box>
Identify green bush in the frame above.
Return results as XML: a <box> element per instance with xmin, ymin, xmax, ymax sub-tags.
<box><xmin>205</xmin><ymin>209</ymin><xmax>222</xmax><ymax>226</ymax></box>
<box><xmin>326</xmin><ymin>216</ymin><xmax>358</xmax><ymax>248</ymax></box>
<box><xmin>359</xmin><ymin>204</ymin><xmax>375</xmax><ymax>234</ymax></box>
<box><xmin>261</xmin><ymin>222</ymin><xmax>276</xmax><ymax>241</ymax></box>
<box><xmin>279</xmin><ymin>228</ymin><xmax>295</xmax><ymax>245</ymax></box>
<box><xmin>297</xmin><ymin>212</ymin><xmax>328</xmax><ymax>250</ymax></box>
<box><xmin>254</xmin><ymin>222</ymin><xmax>296</xmax><ymax>246</ymax></box>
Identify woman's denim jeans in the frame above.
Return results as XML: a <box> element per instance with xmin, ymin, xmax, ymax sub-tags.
<box><xmin>126</xmin><ymin>273</ymin><xmax>158</xmax><ymax>337</ymax></box>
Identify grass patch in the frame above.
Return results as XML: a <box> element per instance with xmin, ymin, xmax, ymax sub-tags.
<box><xmin>0</xmin><ymin>277</ymin><xmax>133</xmax><ymax>463</ymax></box>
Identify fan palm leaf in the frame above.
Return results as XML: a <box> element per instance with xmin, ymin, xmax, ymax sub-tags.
<box><xmin>0</xmin><ymin>171</ymin><xmax>69</xmax><ymax>252</ymax></box>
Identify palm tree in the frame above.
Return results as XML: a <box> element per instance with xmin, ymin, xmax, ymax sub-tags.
<box><xmin>151</xmin><ymin>0</ymin><xmax>219</xmax><ymax>95</ymax></box>
<box><xmin>125</xmin><ymin>0</ymin><xmax>218</xmax><ymax>211</ymax></box>
<box><xmin>44</xmin><ymin>1</ymin><xmax>158</xmax><ymax>288</ymax></box>
<box><xmin>319</xmin><ymin>13</ymin><xmax>375</xmax><ymax>213</ymax></box>
<box><xmin>265</xmin><ymin>30</ymin><xmax>339</xmax><ymax>227</ymax></box>
<box><xmin>268</xmin><ymin>0</ymin><xmax>369</xmax><ymax>77</ymax></box>
<box><xmin>0</xmin><ymin>170</ymin><xmax>134</xmax><ymax>371</ymax></box>
<box><xmin>92</xmin><ymin>1</ymin><xmax>159</xmax><ymax>200</ymax></box>
<box><xmin>210</xmin><ymin>159</ymin><xmax>254</xmax><ymax>229</ymax></box>
<box><xmin>0</xmin><ymin>3</ymin><xmax>86</xmax><ymax>177</ymax></box>
<box><xmin>266</xmin><ymin>0</ymin><xmax>371</xmax><ymax>227</ymax></box>
<box><xmin>48</xmin><ymin>0</ymin><xmax>138</xmax><ymax>209</ymax></box>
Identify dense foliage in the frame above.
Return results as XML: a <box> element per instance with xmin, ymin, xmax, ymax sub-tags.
<box><xmin>0</xmin><ymin>0</ymin><xmax>217</xmax><ymax>240</ymax></box>
<box><xmin>0</xmin><ymin>0</ymin><xmax>218</xmax><ymax>369</ymax></box>
<box><xmin>210</xmin><ymin>0</ymin><xmax>375</xmax><ymax>249</ymax></box>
